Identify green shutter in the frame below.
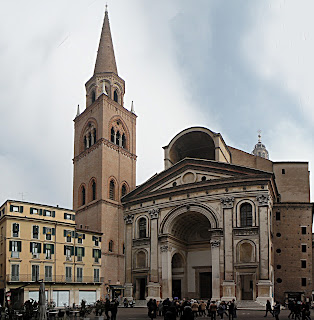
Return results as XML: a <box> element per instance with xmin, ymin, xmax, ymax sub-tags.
<box><xmin>99</xmin><ymin>237</ymin><xmax>101</xmax><ymax>242</ymax></box>
<box><xmin>92</xmin><ymin>236</ymin><xmax>95</xmax><ymax>241</ymax></box>
<box><xmin>9</xmin><ymin>241</ymin><xmax>12</xmax><ymax>251</ymax></box>
<box><xmin>92</xmin><ymin>249</ymin><xmax>95</xmax><ymax>258</ymax></box>
<box><xmin>75</xmin><ymin>232</ymin><xmax>78</xmax><ymax>238</ymax></box>
<box><xmin>19</xmin><ymin>206</ymin><xmax>23</xmax><ymax>213</ymax></box>
<box><xmin>17</xmin><ymin>241</ymin><xmax>21</xmax><ymax>252</ymax></box>
<box><xmin>64</xmin><ymin>245</ymin><xmax>67</xmax><ymax>255</ymax></box>
<box><xmin>71</xmin><ymin>215</ymin><xmax>75</xmax><ymax>221</ymax></box>
<box><xmin>82</xmin><ymin>247</ymin><xmax>85</xmax><ymax>257</ymax></box>
<box><xmin>30</xmin><ymin>242</ymin><xmax>33</xmax><ymax>253</ymax></box>
<box><xmin>30</xmin><ymin>208</ymin><xmax>33</xmax><ymax>214</ymax></box>
<box><xmin>38</xmin><ymin>243</ymin><xmax>41</xmax><ymax>253</ymax></box>
<box><xmin>52</xmin><ymin>228</ymin><xmax>55</xmax><ymax>236</ymax></box>
<box><xmin>72</xmin><ymin>231</ymin><xmax>75</xmax><ymax>238</ymax></box>
<box><xmin>83</xmin><ymin>234</ymin><xmax>85</xmax><ymax>239</ymax></box>
<box><xmin>64</xmin><ymin>213</ymin><xmax>66</xmax><ymax>219</ymax></box>
<box><xmin>43</xmin><ymin>244</ymin><xmax>46</xmax><ymax>253</ymax></box>
<box><xmin>98</xmin><ymin>249</ymin><xmax>101</xmax><ymax>257</ymax></box>
<box><xmin>43</xmin><ymin>227</ymin><xmax>46</xmax><ymax>234</ymax></box>
<box><xmin>51</xmin><ymin>244</ymin><xmax>54</xmax><ymax>254</ymax></box>
<box><xmin>71</xmin><ymin>246</ymin><xmax>74</xmax><ymax>256</ymax></box>
<box><xmin>75</xmin><ymin>247</ymin><xmax>77</xmax><ymax>256</ymax></box>
<box><xmin>39</xmin><ymin>209</ymin><xmax>42</xmax><ymax>216</ymax></box>
<box><xmin>52</xmin><ymin>211</ymin><xmax>55</xmax><ymax>217</ymax></box>
<box><xmin>10</xmin><ymin>205</ymin><xmax>13</xmax><ymax>212</ymax></box>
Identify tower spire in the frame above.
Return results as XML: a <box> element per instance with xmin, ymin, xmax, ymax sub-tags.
<box><xmin>94</xmin><ymin>7</ymin><xmax>118</xmax><ymax>75</ymax></box>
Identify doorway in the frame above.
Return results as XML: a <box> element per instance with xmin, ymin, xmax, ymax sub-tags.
<box><xmin>241</xmin><ymin>275</ymin><xmax>253</xmax><ymax>300</ymax></box>
<box><xmin>199</xmin><ymin>272</ymin><xmax>212</xmax><ymax>299</ymax></box>
<box><xmin>139</xmin><ymin>278</ymin><xmax>146</xmax><ymax>300</ymax></box>
<box><xmin>172</xmin><ymin>279</ymin><xmax>181</xmax><ymax>299</ymax></box>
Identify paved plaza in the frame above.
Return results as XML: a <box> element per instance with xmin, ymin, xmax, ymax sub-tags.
<box><xmin>111</xmin><ymin>307</ymin><xmax>292</xmax><ymax>320</ymax></box>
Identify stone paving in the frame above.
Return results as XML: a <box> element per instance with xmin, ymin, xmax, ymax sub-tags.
<box><xmin>94</xmin><ymin>307</ymin><xmax>292</xmax><ymax>320</ymax></box>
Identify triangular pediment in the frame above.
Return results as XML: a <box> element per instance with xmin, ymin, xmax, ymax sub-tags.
<box><xmin>122</xmin><ymin>158</ymin><xmax>273</xmax><ymax>203</ymax></box>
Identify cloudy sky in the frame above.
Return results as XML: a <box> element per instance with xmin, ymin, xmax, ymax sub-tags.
<box><xmin>1</xmin><ymin>0</ymin><xmax>314</xmax><ymax>209</ymax></box>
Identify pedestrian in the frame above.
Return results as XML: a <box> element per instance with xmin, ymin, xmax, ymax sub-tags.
<box><xmin>264</xmin><ymin>299</ymin><xmax>273</xmax><ymax>317</ymax></box>
<box><xmin>147</xmin><ymin>299</ymin><xmax>157</xmax><ymax>320</ymax></box>
<box><xmin>199</xmin><ymin>301</ymin><xmax>206</xmax><ymax>317</ymax></box>
<box><xmin>110</xmin><ymin>298</ymin><xmax>119</xmax><ymax>320</ymax></box>
<box><xmin>191</xmin><ymin>300</ymin><xmax>199</xmax><ymax>318</ymax></box>
<box><xmin>209</xmin><ymin>301</ymin><xmax>217</xmax><ymax>320</ymax></box>
<box><xmin>165</xmin><ymin>306</ymin><xmax>177</xmax><ymax>320</ymax></box>
<box><xmin>104</xmin><ymin>297</ymin><xmax>111</xmax><ymax>320</ymax></box>
<box><xmin>159</xmin><ymin>300</ymin><xmax>164</xmax><ymax>316</ymax></box>
<box><xmin>228</xmin><ymin>300</ymin><xmax>234</xmax><ymax>320</ymax></box>
<box><xmin>273</xmin><ymin>301</ymin><xmax>280</xmax><ymax>320</ymax></box>
<box><xmin>288</xmin><ymin>300</ymin><xmax>295</xmax><ymax>319</ymax></box>
<box><xmin>180</xmin><ymin>306</ymin><xmax>194</xmax><ymax>320</ymax></box>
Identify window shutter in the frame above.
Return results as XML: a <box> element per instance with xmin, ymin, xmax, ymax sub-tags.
<box><xmin>38</xmin><ymin>243</ymin><xmax>41</xmax><ymax>253</ymax></box>
<box><xmin>17</xmin><ymin>224</ymin><xmax>19</xmax><ymax>232</ymax></box>
<box><xmin>43</xmin><ymin>227</ymin><xmax>46</xmax><ymax>235</ymax></box>
<box><xmin>75</xmin><ymin>247</ymin><xmax>77</xmax><ymax>256</ymax></box>
<box><xmin>75</xmin><ymin>233</ymin><xmax>78</xmax><ymax>238</ymax></box>
<box><xmin>83</xmin><ymin>234</ymin><xmax>85</xmax><ymax>239</ymax></box>
<box><xmin>92</xmin><ymin>236</ymin><xmax>95</xmax><ymax>241</ymax></box>
<box><xmin>52</xmin><ymin>211</ymin><xmax>55</xmax><ymax>217</ymax></box>
<box><xmin>51</xmin><ymin>244</ymin><xmax>54</xmax><ymax>254</ymax></box>
<box><xmin>98</xmin><ymin>249</ymin><xmax>101</xmax><ymax>257</ymax></box>
<box><xmin>52</xmin><ymin>228</ymin><xmax>55</xmax><ymax>236</ymax></box>
<box><xmin>72</xmin><ymin>215</ymin><xmax>75</xmax><ymax>221</ymax></box>
<box><xmin>43</xmin><ymin>244</ymin><xmax>46</xmax><ymax>253</ymax></box>
<box><xmin>64</xmin><ymin>230</ymin><xmax>67</xmax><ymax>237</ymax></box>
<box><xmin>92</xmin><ymin>249</ymin><xmax>95</xmax><ymax>258</ymax></box>
<box><xmin>9</xmin><ymin>241</ymin><xmax>12</xmax><ymax>251</ymax></box>
<box><xmin>19</xmin><ymin>206</ymin><xmax>23</xmax><ymax>213</ymax></box>
<box><xmin>39</xmin><ymin>209</ymin><xmax>42</xmax><ymax>215</ymax></box>
<box><xmin>30</xmin><ymin>208</ymin><xmax>33</xmax><ymax>214</ymax></box>
<box><xmin>43</xmin><ymin>210</ymin><xmax>46</xmax><ymax>216</ymax></box>
<box><xmin>99</xmin><ymin>237</ymin><xmax>101</xmax><ymax>242</ymax></box>
<box><xmin>30</xmin><ymin>242</ymin><xmax>33</xmax><ymax>253</ymax></box>
<box><xmin>17</xmin><ymin>241</ymin><xmax>21</xmax><ymax>252</ymax></box>
<box><xmin>64</xmin><ymin>213</ymin><xmax>66</xmax><ymax>219</ymax></box>
<box><xmin>82</xmin><ymin>247</ymin><xmax>85</xmax><ymax>257</ymax></box>
<box><xmin>10</xmin><ymin>205</ymin><xmax>13</xmax><ymax>212</ymax></box>
<box><xmin>64</xmin><ymin>246</ymin><xmax>67</xmax><ymax>255</ymax></box>
<box><xmin>72</xmin><ymin>231</ymin><xmax>75</xmax><ymax>238</ymax></box>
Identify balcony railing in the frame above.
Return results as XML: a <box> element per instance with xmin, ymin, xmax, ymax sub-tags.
<box><xmin>6</xmin><ymin>275</ymin><xmax>104</xmax><ymax>283</ymax></box>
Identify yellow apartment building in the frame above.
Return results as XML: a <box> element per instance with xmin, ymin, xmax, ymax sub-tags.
<box><xmin>0</xmin><ymin>200</ymin><xmax>103</xmax><ymax>307</ymax></box>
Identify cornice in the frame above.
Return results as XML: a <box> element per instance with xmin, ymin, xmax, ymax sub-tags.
<box><xmin>76</xmin><ymin>199</ymin><xmax>123</xmax><ymax>214</ymax></box>
<box><xmin>73</xmin><ymin>138</ymin><xmax>137</xmax><ymax>163</ymax></box>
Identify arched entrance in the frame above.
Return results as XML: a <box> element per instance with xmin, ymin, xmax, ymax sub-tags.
<box><xmin>161</xmin><ymin>203</ymin><xmax>219</xmax><ymax>299</ymax></box>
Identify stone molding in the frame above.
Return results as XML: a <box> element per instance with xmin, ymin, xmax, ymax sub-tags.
<box><xmin>220</xmin><ymin>197</ymin><xmax>235</xmax><ymax>209</ymax></box>
<box><xmin>124</xmin><ymin>214</ymin><xmax>134</xmax><ymax>224</ymax></box>
<box><xmin>210</xmin><ymin>240</ymin><xmax>220</xmax><ymax>248</ymax></box>
<box><xmin>256</xmin><ymin>194</ymin><xmax>269</xmax><ymax>206</ymax></box>
<box><xmin>233</xmin><ymin>227</ymin><xmax>259</xmax><ymax>236</ymax></box>
<box><xmin>148</xmin><ymin>208</ymin><xmax>160</xmax><ymax>219</ymax></box>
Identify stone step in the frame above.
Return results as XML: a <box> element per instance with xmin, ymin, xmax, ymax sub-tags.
<box><xmin>236</xmin><ymin>300</ymin><xmax>265</xmax><ymax>310</ymax></box>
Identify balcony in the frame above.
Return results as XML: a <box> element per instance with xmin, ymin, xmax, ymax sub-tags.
<box><xmin>6</xmin><ymin>274</ymin><xmax>104</xmax><ymax>283</ymax></box>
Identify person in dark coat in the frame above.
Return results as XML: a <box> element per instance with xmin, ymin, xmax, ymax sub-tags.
<box><xmin>273</xmin><ymin>301</ymin><xmax>280</xmax><ymax>320</ymax></box>
<box><xmin>104</xmin><ymin>298</ymin><xmax>111</xmax><ymax>320</ymax></box>
<box><xmin>180</xmin><ymin>306</ymin><xmax>194</xmax><ymax>320</ymax></box>
<box><xmin>163</xmin><ymin>298</ymin><xmax>171</xmax><ymax>317</ymax></box>
<box><xmin>288</xmin><ymin>300</ymin><xmax>295</xmax><ymax>319</ymax></box>
<box><xmin>165</xmin><ymin>306</ymin><xmax>177</xmax><ymax>320</ymax></box>
<box><xmin>264</xmin><ymin>300</ymin><xmax>273</xmax><ymax>317</ymax></box>
<box><xmin>228</xmin><ymin>300</ymin><xmax>234</xmax><ymax>320</ymax></box>
<box><xmin>147</xmin><ymin>299</ymin><xmax>157</xmax><ymax>319</ymax></box>
<box><xmin>110</xmin><ymin>299</ymin><xmax>119</xmax><ymax>320</ymax></box>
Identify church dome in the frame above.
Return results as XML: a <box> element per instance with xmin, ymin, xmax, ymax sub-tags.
<box><xmin>252</xmin><ymin>132</ymin><xmax>269</xmax><ymax>160</ymax></box>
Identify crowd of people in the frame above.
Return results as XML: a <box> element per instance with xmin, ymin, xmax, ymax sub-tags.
<box><xmin>286</xmin><ymin>300</ymin><xmax>311</xmax><ymax>320</ymax></box>
<box><xmin>147</xmin><ymin>298</ymin><xmax>237</xmax><ymax>320</ymax></box>
<box><xmin>94</xmin><ymin>298</ymin><xmax>119</xmax><ymax>320</ymax></box>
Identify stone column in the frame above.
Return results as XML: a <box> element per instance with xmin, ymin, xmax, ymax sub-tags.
<box><xmin>211</xmin><ymin>240</ymin><xmax>221</xmax><ymax>301</ymax></box>
<box><xmin>147</xmin><ymin>208</ymin><xmax>161</xmax><ymax>300</ymax></box>
<box><xmin>161</xmin><ymin>244</ymin><xmax>172</xmax><ymax>299</ymax></box>
<box><xmin>124</xmin><ymin>214</ymin><xmax>134</xmax><ymax>299</ymax></box>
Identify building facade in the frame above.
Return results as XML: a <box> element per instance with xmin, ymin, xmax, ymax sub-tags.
<box><xmin>72</xmin><ymin>8</ymin><xmax>137</xmax><ymax>298</ymax></box>
<box><xmin>0</xmin><ymin>200</ymin><xmax>102</xmax><ymax>307</ymax></box>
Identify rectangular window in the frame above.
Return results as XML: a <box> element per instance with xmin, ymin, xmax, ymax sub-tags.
<box><xmin>43</xmin><ymin>227</ymin><xmax>55</xmax><ymax>240</ymax></box>
<box><xmin>64</xmin><ymin>246</ymin><xmax>74</xmax><ymax>261</ymax></box>
<box><xmin>43</xmin><ymin>210</ymin><xmax>55</xmax><ymax>217</ymax></box>
<box><xmin>92</xmin><ymin>236</ymin><xmax>101</xmax><ymax>246</ymax></box>
<box><xmin>10</xmin><ymin>241</ymin><xmax>21</xmax><ymax>258</ymax></box>
<box><xmin>282</xmin><ymin>169</ymin><xmax>285</xmax><ymax>174</ymax></box>
<box><xmin>76</xmin><ymin>233</ymin><xmax>85</xmax><ymax>244</ymax></box>
<box><xmin>302</xmin><ymin>244</ymin><xmax>307</xmax><ymax>253</ymax></box>
<box><xmin>32</xmin><ymin>265</ymin><xmax>40</xmax><ymax>281</ymax></box>
<box><xmin>65</xmin><ymin>266</ymin><xmax>72</xmax><ymax>282</ymax></box>
<box><xmin>45</xmin><ymin>266</ymin><xmax>52</xmax><ymax>282</ymax></box>
<box><xmin>11</xmin><ymin>264</ymin><xmax>19</xmax><ymax>281</ymax></box>
<box><xmin>30</xmin><ymin>207</ymin><xmax>39</xmax><ymax>214</ymax></box>
<box><xmin>30</xmin><ymin>242</ymin><xmax>41</xmax><ymax>258</ymax></box>
<box><xmin>10</xmin><ymin>205</ymin><xmax>23</xmax><ymax>213</ymax></box>
<box><xmin>301</xmin><ymin>278</ymin><xmax>307</xmax><ymax>286</ymax></box>
<box><xmin>93</xmin><ymin>249</ymin><xmax>101</xmax><ymax>263</ymax></box>
<box><xmin>276</xmin><ymin>211</ymin><xmax>280</xmax><ymax>221</ymax></box>
<box><xmin>44</xmin><ymin>244</ymin><xmax>54</xmax><ymax>260</ymax></box>
<box><xmin>76</xmin><ymin>247</ymin><xmax>85</xmax><ymax>262</ymax></box>
<box><xmin>77</xmin><ymin>267</ymin><xmax>83</xmax><ymax>282</ymax></box>
<box><xmin>301</xmin><ymin>260</ymin><xmax>306</xmax><ymax>268</ymax></box>
<box><xmin>64</xmin><ymin>213</ymin><xmax>74</xmax><ymax>220</ymax></box>
<box><xmin>12</xmin><ymin>223</ymin><xmax>19</xmax><ymax>237</ymax></box>
<box><xmin>301</xmin><ymin>227</ymin><xmax>307</xmax><ymax>235</ymax></box>
<box><xmin>94</xmin><ymin>269</ymin><xmax>100</xmax><ymax>282</ymax></box>
<box><xmin>32</xmin><ymin>225</ymin><xmax>39</xmax><ymax>239</ymax></box>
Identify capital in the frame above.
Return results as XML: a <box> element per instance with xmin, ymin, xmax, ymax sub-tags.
<box><xmin>220</xmin><ymin>197</ymin><xmax>235</xmax><ymax>209</ymax></box>
<box><xmin>210</xmin><ymin>240</ymin><xmax>220</xmax><ymax>248</ymax></box>
<box><xmin>148</xmin><ymin>208</ymin><xmax>160</xmax><ymax>219</ymax></box>
<box><xmin>256</xmin><ymin>194</ymin><xmax>269</xmax><ymax>207</ymax></box>
<box><xmin>124</xmin><ymin>213</ymin><xmax>134</xmax><ymax>224</ymax></box>
<box><xmin>160</xmin><ymin>245</ymin><xmax>171</xmax><ymax>252</ymax></box>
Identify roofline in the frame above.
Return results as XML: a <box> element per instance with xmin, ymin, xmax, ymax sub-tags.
<box><xmin>0</xmin><ymin>199</ymin><xmax>73</xmax><ymax>212</ymax></box>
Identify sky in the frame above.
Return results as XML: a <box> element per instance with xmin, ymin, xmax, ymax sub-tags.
<box><xmin>0</xmin><ymin>0</ymin><xmax>314</xmax><ymax>209</ymax></box>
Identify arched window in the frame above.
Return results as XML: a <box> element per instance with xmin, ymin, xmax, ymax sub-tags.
<box><xmin>81</xmin><ymin>186</ymin><xmax>86</xmax><ymax>206</ymax></box>
<box><xmin>116</xmin><ymin>131</ymin><xmax>120</xmax><ymax>146</ymax></box>
<box><xmin>109</xmin><ymin>180</ymin><xmax>115</xmax><ymax>200</ymax></box>
<box><xmin>139</xmin><ymin>218</ymin><xmax>147</xmax><ymax>238</ymax></box>
<box><xmin>114</xmin><ymin>90</ymin><xmax>118</xmax><ymax>103</ymax></box>
<box><xmin>92</xmin><ymin>91</ymin><xmax>96</xmax><ymax>103</ymax></box>
<box><xmin>84</xmin><ymin>136</ymin><xmax>87</xmax><ymax>150</ymax></box>
<box><xmin>240</xmin><ymin>203</ymin><xmax>252</xmax><ymax>227</ymax></box>
<box><xmin>121</xmin><ymin>184</ymin><xmax>127</xmax><ymax>197</ymax></box>
<box><xmin>109</xmin><ymin>240</ymin><xmax>113</xmax><ymax>252</ymax></box>
<box><xmin>93</xmin><ymin>129</ymin><xmax>97</xmax><ymax>143</ymax></box>
<box><xmin>92</xmin><ymin>181</ymin><xmax>96</xmax><ymax>201</ymax></box>
<box><xmin>122</xmin><ymin>133</ymin><xmax>126</xmax><ymax>148</ymax></box>
<box><xmin>111</xmin><ymin>128</ymin><xmax>115</xmax><ymax>143</ymax></box>
<box><xmin>88</xmin><ymin>133</ymin><xmax>92</xmax><ymax>147</ymax></box>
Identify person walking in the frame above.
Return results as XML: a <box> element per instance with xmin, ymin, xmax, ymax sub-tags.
<box><xmin>264</xmin><ymin>299</ymin><xmax>273</xmax><ymax>317</ymax></box>
<box><xmin>104</xmin><ymin>297</ymin><xmax>111</xmax><ymax>320</ymax></box>
<box><xmin>288</xmin><ymin>300</ymin><xmax>295</xmax><ymax>319</ymax></box>
<box><xmin>147</xmin><ymin>299</ymin><xmax>157</xmax><ymax>320</ymax></box>
<box><xmin>180</xmin><ymin>306</ymin><xmax>194</xmax><ymax>320</ymax></box>
<box><xmin>228</xmin><ymin>301</ymin><xmax>234</xmax><ymax>320</ymax></box>
<box><xmin>209</xmin><ymin>301</ymin><xmax>217</xmax><ymax>320</ymax></box>
<box><xmin>273</xmin><ymin>301</ymin><xmax>280</xmax><ymax>320</ymax></box>
<box><xmin>110</xmin><ymin>298</ymin><xmax>119</xmax><ymax>320</ymax></box>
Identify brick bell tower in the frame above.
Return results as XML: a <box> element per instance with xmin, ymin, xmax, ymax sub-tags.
<box><xmin>73</xmin><ymin>7</ymin><xmax>137</xmax><ymax>297</ymax></box>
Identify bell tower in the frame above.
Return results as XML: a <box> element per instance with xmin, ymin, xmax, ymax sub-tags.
<box><xmin>73</xmin><ymin>7</ymin><xmax>137</xmax><ymax>296</ymax></box>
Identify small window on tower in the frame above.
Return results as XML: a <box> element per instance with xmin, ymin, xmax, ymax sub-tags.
<box><xmin>109</xmin><ymin>180</ymin><xmax>115</xmax><ymax>200</ymax></box>
<box><xmin>92</xmin><ymin>91</ymin><xmax>96</xmax><ymax>103</ymax></box>
<box><xmin>84</xmin><ymin>136</ymin><xmax>87</xmax><ymax>150</ymax></box>
<box><xmin>114</xmin><ymin>90</ymin><xmax>118</xmax><ymax>103</ymax></box>
<box><xmin>122</xmin><ymin>133</ymin><xmax>126</xmax><ymax>149</ymax></box>
<box><xmin>111</xmin><ymin>128</ymin><xmax>115</xmax><ymax>143</ymax></box>
<box><xmin>93</xmin><ymin>129</ymin><xmax>97</xmax><ymax>143</ymax></box>
<box><xmin>92</xmin><ymin>181</ymin><xmax>96</xmax><ymax>201</ymax></box>
<box><xmin>121</xmin><ymin>184</ymin><xmax>127</xmax><ymax>197</ymax></box>
<box><xmin>116</xmin><ymin>131</ymin><xmax>120</xmax><ymax>146</ymax></box>
<box><xmin>81</xmin><ymin>186</ymin><xmax>86</xmax><ymax>206</ymax></box>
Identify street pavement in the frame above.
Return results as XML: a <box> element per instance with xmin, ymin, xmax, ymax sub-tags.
<box><xmin>109</xmin><ymin>307</ymin><xmax>292</xmax><ymax>319</ymax></box>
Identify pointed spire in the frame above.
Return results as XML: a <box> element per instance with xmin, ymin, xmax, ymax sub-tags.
<box><xmin>94</xmin><ymin>7</ymin><xmax>118</xmax><ymax>75</ymax></box>
<box><xmin>131</xmin><ymin>101</ymin><xmax>135</xmax><ymax>113</ymax></box>
<box><xmin>76</xmin><ymin>104</ymin><xmax>80</xmax><ymax>117</ymax></box>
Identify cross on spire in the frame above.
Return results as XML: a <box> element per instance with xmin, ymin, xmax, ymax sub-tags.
<box><xmin>105</xmin><ymin>3</ymin><xmax>108</xmax><ymax>12</ymax></box>
<box><xmin>257</xmin><ymin>129</ymin><xmax>262</xmax><ymax>143</ymax></box>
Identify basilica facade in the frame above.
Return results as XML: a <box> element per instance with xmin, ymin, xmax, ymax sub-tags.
<box><xmin>73</xmin><ymin>9</ymin><xmax>313</xmax><ymax>304</ymax></box>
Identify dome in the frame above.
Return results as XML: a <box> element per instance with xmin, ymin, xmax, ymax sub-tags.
<box><xmin>252</xmin><ymin>133</ymin><xmax>269</xmax><ymax>160</ymax></box>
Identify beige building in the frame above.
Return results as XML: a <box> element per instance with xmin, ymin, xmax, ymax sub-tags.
<box><xmin>0</xmin><ymin>200</ymin><xmax>102</xmax><ymax>307</ymax></box>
